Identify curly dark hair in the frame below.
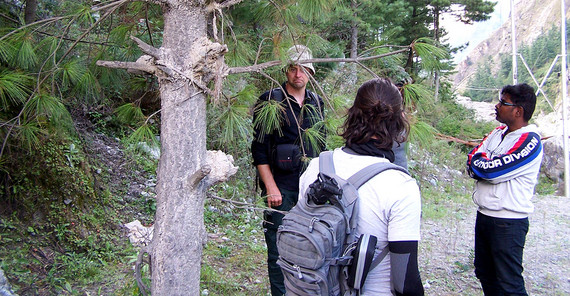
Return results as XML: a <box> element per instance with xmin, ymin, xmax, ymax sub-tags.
<box><xmin>340</xmin><ymin>78</ymin><xmax>409</xmax><ymax>150</ymax></box>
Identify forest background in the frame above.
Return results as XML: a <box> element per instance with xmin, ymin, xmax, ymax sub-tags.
<box><xmin>0</xmin><ymin>0</ymin><xmax>567</xmax><ymax>295</ymax></box>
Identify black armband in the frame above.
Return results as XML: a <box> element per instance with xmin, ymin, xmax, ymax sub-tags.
<box><xmin>389</xmin><ymin>241</ymin><xmax>424</xmax><ymax>296</ymax></box>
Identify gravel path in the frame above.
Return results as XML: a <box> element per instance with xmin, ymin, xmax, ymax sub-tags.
<box><xmin>420</xmin><ymin>194</ymin><xmax>570</xmax><ymax>296</ymax></box>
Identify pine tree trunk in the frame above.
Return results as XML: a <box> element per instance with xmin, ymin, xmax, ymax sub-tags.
<box><xmin>349</xmin><ymin>0</ymin><xmax>358</xmax><ymax>60</ymax></box>
<box><xmin>151</xmin><ymin>2</ymin><xmax>208</xmax><ymax>295</ymax></box>
<box><xmin>433</xmin><ymin>6</ymin><xmax>440</xmax><ymax>102</ymax></box>
<box><xmin>24</xmin><ymin>0</ymin><xmax>37</xmax><ymax>24</ymax></box>
<box><xmin>348</xmin><ymin>0</ymin><xmax>358</xmax><ymax>84</ymax></box>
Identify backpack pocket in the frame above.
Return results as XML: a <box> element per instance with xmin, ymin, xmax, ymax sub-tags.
<box><xmin>277</xmin><ymin>212</ymin><xmax>334</xmax><ymax>269</ymax></box>
<box><xmin>278</xmin><ymin>258</ymin><xmax>329</xmax><ymax>295</ymax></box>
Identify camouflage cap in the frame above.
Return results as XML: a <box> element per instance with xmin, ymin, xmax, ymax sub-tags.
<box><xmin>287</xmin><ymin>45</ymin><xmax>315</xmax><ymax>75</ymax></box>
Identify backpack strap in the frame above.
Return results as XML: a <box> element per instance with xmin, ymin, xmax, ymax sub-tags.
<box><xmin>318</xmin><ymin>151</ymin><xmax>335</xmax><ymax>176</ymax></box>
<box><xmin>369</xmin><ymin>246</ymin><xmax>390</xmax><ymax>271</ymax></box>
<box><xmin>268</xmin><ymin>88</ymin><xmax>285</xmax><ymax>102</ymax></box>
<box><xmin>343</xmin><ymin>156</ymin><xmax>411</xmax><ymax>274</ymax></box>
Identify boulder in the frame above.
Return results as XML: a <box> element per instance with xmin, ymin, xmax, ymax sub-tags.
<box><xmin>0</xmin><ymin>268</ymin><xmax>17</xmax><ymax>296</ymax></box>
<box><xmin>541</xmin><ymin>136</ymin><xmax>566</xmax><ymax>195</ymax></box>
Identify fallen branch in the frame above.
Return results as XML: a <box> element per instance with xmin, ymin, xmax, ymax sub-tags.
<box><xmin>135</xmin><ymin>246</ymin><xmax>151</xmax><ymax>296</ymax></box>
<box><xmin>227</xmin><ymin>47</ymin><xmax>411</xmax><ymax>75</ymax></box>
<box><xmin>435</xmin><ymin>133</ymin><xmax>555</xmax><ymax>147</ymax></box>
<box><xmin>435</xmin><ymin>133</ymin><xmax>480</xmax><ymax>147</ymax></box>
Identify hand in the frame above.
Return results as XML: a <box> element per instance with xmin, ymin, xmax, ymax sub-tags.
<box><xmin>267</xmin><ymin>191</ymin><xmax>282</xmax><ymax>208</ymax></box>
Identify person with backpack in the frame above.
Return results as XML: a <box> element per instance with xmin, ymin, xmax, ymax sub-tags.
<box><xmin>295</xmin><ymin>78</ymin><xmax>424</xmax><ymax>295</ymax></box>
<box><xmin>251</xmin><ymin>45</ymin><xmax>326</xmax><ymax>296</ymax></box>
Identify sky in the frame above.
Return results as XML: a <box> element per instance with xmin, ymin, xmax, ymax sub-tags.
<box><xmin>441</xmin><ymin>0</ymin><xmax>512</xmax><ymax>63</ymax></box>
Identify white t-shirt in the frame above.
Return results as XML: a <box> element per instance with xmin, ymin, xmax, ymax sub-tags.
<box><xmin>298</xmin><ymin>148</ymin><xmax>422</xmax><ymax>295</ymax></box>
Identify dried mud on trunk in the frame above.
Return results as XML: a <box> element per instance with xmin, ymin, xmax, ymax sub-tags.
<box><xmin>420</xmin><ymin>194</ymin><xmax>570</xmax><ymax>295</ymax></box>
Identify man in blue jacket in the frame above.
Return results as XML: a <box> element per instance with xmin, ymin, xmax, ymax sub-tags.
<box><xmin>467</xmin><ymin>83</ymin><xmax>543</xmax><ymax>295</ymax></box>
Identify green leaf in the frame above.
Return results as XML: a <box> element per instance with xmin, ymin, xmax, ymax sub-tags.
<box><xmin>409</xmin><ymin>120</ymin><xmax>436</xmax><ymax>147</ymax></box>
<box><xmin>0</xmin><ymin>38</ymin><xmax>15</xmax><ymax>64</ymax></box>
<box><xmin>0</xmin><ymin>70</ymin><xmax>33</xmax><ymax>107</ymax></box>
<box><xmin>109</xmin><ymin>24</ymin><xmax>135</xmax><ymax>46</ymax></box>
<box><xmin>302</xmin><ymin>120</ymin><xmax>326</xmax><ymax>155</ymax></box>
<box><xmin>402</xmin><ymin>83</ymin><xmax>433</xmax><ymax>110</ymax></box>
<box><xmin>115</xmin><ymin>103</ymin><xmax>145</xmax><ymax>125</ymax></box>
<box><xmin>17</xmin><ymin>122</ymin><xmax>43</xmax><ymax>150</ymax></box>
<box><xmin>252</xmin><ymin>99</ymin><xmax>285</xmax><ymax>139</ymax></box>
<box><xmin>12</xmin><ymin>31</ymin><xmax>38</xmax><ymax>70</ymax></box>
<box><xmin>295</xmin><ymin>0</ymin><xmax>338</xmax><ymax>20</ymax></box>
<box><xmin>413</xmin><ymin>38</ymin><xmax>450</xmax><ymax>71</ymax></box>
<box><xmin>56</xmin><ymin>59</ymin><xmax>86</xmax><ymax>90</ymax></box>
<box><xmin>217</xmin><ymin>103</ymin><xmax>252</xmax><ymax>145</ymax></box>
<box><xmin>23</xmin><ymin>94</ymin><xmax>67</xmax><ymax>122</ymax></box>
<box><xmin>127</xmin><ymin>124</ymin><xmax>159</xmax><ymax>147</ymax></box>
<box><xmin>73</xmin><ymin>70</ymin><xmax>102</xmax><ymax>105</ymax></box>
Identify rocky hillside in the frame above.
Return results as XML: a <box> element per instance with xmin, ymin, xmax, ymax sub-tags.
<box><xmin>452</xmin><ymin>0</ymin><xmax>570</xmax><ymax>89</ymax></box>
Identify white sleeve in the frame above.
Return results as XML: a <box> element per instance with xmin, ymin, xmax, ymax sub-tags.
<box><xmin>387</xmin><ymin>178</ymin><xmax>422</xmax><ymax>242</ymax></box>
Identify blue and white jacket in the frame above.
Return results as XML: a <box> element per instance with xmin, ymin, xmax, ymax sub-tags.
<box><xmin>467</xmin><ymin>124</ymin><xmax>543</xmax><ymax>218</ymax></box>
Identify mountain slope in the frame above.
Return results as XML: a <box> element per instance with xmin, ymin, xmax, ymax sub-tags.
<box><xmin>452</xmin><ymin>0</ymin><xmax>570</xmax><ymax>89</ymax></box>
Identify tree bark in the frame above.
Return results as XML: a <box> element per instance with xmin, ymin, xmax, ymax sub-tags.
<box><xmin>349</xmin><ymin>0</ymin><xmax>358</xmax><ymax>60</ymax></box>
<box><xmin>150</xmin><ymin>2</ymin><xmax>209</xmax><ymax>295</ymax></box>
<box><xmin>433</xmin><ymin>6</ymin><xmax>440</xmax><ymax>102</ymax></box>
<box><xmin>24</xmin><ymin>0</ymin><xmax>38</xmax><ymax>25</ymax></box>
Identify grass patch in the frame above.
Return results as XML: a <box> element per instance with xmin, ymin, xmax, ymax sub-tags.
<box><xmin>201</xmin><ymin>195</ymin><xmax>269</xmax><ymax>296</ymax></box>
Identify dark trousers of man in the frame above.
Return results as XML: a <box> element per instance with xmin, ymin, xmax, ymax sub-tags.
<box><xmin>474</xmin><ymin>211</ymin><xmax>529</xmax><ymax>296</ymax></box>
<box><xmin>263</xmin><ymin>188</ymin><xmax>298</xmax><ymax>296</ymax></box>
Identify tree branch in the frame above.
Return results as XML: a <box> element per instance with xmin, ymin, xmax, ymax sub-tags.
<box><xmin>435</xmin><ymin>133</ymin><xmax>479</xmax><ymax>147</ymax></box>
<box><xmin>214</xmin><ymin>0</ymin><xmax>245</xmax><ymax>10</ymax></box>
<box><xmin>0</xmin><ymin>16</ymin><xmax>68</xmax><ymax>42</ymax></box>
<box><xmin>131</xmin><ymin>36</ymin><xmax>161</xmax><ymax>59</ymax></box>
<box><xmin>135</xmin><ymin>246</ymin><xmax>151</xmax><ymax>296</ymax></box>
<box><xmin>228</xmin><ymin>47</ymin><xmax>411</xmax><ymax>75</ymax></box>
<box><xmin>91</xmin><ymin>0</ymin><xmax>132</xmax><ymax>12</ymax></box>
<box><xmin>96</xmin><ymin>60</ymin><xmax>158</xmax><ymax>74</ymax></box>
<box><xmin>187</xmin><ymin>165</ymin><xmax>212</xmax><ymax>190</ymax></box>
<box><xmin>58</xmin><ymin>1</ymin><xmax>124</xmax><ymax>63</ymax></box>
<box><xmin>228</xmin><ymin>60</ymin><xmax>283</xmax><ymax>75</ymax></box>
<box><xmin>207</xmin><ymin>192</ymin><xmax>289</xmax><ymax>215</ymax></box>
<box><xmin>36</xmin><ymin>30</ymin><xmax>117</xmax><ymax>46</ymax></box>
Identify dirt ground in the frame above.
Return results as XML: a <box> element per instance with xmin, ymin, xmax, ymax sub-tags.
<box><xmin>420</xmin><ymin>194</ymin><xmax>570</xmax><ymax>296</ymax></box>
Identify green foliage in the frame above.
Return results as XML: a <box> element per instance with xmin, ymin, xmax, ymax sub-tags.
<box><xmin>115</xmin><ymin>103</ymin><xmax>145</xmax><ymax>125</ymax></box>
<box><xmin>16</xmin><ymin>121</ymin><xmax>44</xmax><ymax>150</ymax></box>
<box><xmin>216</xmin><ymin>102</ymin><xmax>252</xmax><ymax>147</ymax></box>
<box><xmin>302</xmin><ymin>120</ymin><xmax>327</xmax><ymax>155</ymax></box>
<box><xmin>0</xmin><ymin>0</ymin><xmax>515</xmax><ymax>294</ymax></box>
<box><xmin>252</xmin><ymin>99</ymin><xmax>285</xmax><ymax>139</ymax></box>
<box><xmin>0</xmin><ymin>70</ymin><xmax>32</xmax><ymax>106</ymax></box>
<box><xmin>201</xmin><ymin>196</ymin><xmax>269</xmax><ymax>296</ymax></box>
<box><xmin>421</xmin><ymin>83</ymin><xmax>495</xmax><ymax>141</ymax></box>
<box><xmin>0</xmin><ymin>134</ymin><xmax>146</xmax><ymax>294</ymax></box>
<box><xmin>413</xmin><ymin>37</ymin><xmax>451</xmax><ymax>72</ymax></box>
<box><xmin>535</xmin><ymin>174</ymin><xmax>558</xmax><ymax>196</ymax></box>
<box><xmin>126</xmin><ymin>124</ymin><xmax>159</xmax><ymax>148</ymax></box>
<box><xmin>401</xmin><ymin>82</ymin><xmax>433</xmax><ymax>112</ymax></box>
<box><xmin>409</xmin><ymin>120</ymin><xmax>437</xmax><ymax>147</ymax></box>
<box><xmin>466</xmin><ymin>22</ymin><xmax>568</xmax><ymax>111</ymax></box>
<box><xmin>23</xmin><ymin>93</ymin><xmax>70</xmax><ymax>124</ymax></box>
<box><xmin>11</xmin><ymin>30</ymin><xmax>39</xmax><ymax>70</ymax></box>
<box><xmin>464</xmin><ymin>58</ymin><xmax>502</xmax><ymax>102</ymax></box>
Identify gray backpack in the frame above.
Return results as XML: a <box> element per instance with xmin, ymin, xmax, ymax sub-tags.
<box><xmin>276</xmin><ymin>151</ymin><xmax>409</xmax><ymax>296</ymax></box>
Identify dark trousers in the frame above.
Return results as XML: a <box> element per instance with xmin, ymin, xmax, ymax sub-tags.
<box><xmin>263</xmin><ymin>188</ymin><xmax>298</xmax><ymax>296</ymax></box>
<box><xmin>474</xmin><ymin>211</ymin><xmax>529</xmax><ymax>296</ymax></box>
